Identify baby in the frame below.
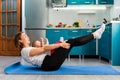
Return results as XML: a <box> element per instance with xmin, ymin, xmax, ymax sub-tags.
<box><xmin>32</xmin><ymin>38</ymin><xmax>62</xmax><ymax>55</ymax></box>
<box><xmin>32</xmin><ymin>38</ymin><xmax>49</xmax><ymax>47</ymax></box>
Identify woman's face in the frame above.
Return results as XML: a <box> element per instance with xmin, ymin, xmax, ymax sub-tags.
<box><xmin>19</xmin><ymin>33</ymin><xmax>30</xmax><ymax>46</ymax></box>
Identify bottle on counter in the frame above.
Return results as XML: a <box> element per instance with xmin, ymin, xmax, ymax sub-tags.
<box><xmin>60</xmin><ymin>37</ymin><xmax>64</xmax><ymax>42</ymax></box>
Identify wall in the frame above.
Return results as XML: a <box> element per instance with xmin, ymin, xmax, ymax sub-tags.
<box><xmin>22</xmin><ymin>0</ymin><xmax>26</xmax><ymax>32</ymax></box>
<box><xmin>22</xmin><ymin>0</ymin><xmax>115</xmax><ymax>29</ymax></box>
<box><xmin>110</xmin><ymin>0</ymin><xmax>120</xmax><ymax>21</ymax></box>
<box><xmin>22</xmin><ymin>0</ymin><xmax>119</xmax><ymax>29</ymax></box>
<box><xmin>48</xmin><ymin>7</ymin><xmax>111</xmax><ymax>27</ymax></box>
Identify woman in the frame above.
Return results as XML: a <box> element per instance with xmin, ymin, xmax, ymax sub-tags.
<box><xmin>14</xmin><ymin>24</ymin><xmax>105</xmax><ymax>71</ymax></box>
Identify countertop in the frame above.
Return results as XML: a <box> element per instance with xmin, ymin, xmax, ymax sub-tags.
<box><xmin>46</xmin><ymin>27</ymin><xmax>97</xmax><ymax>29</ymax></box>
<box><xmin>26</xmin><ymin>22</ymin><xmax>120</xmax><ymax>30</ymax></box>
<box><xmin>25</xmin><ymin>21</ymin><xmax>120</xmax><ymax>30</ymax></box>
<box><xmin>25</xmin><ymin>27</ymin><xmax>98</xmax><ymax>30</ymax></box>
<box><xmin>111</xmin><ymin>21</ymin><xmax>120</xmax><ymax>23</ymax></box>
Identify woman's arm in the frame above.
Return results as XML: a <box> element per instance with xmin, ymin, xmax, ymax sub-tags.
<box><xmin>29</xmin><ymin>42</ymin><xmax>70</xmax><ymax>56</ymax></box>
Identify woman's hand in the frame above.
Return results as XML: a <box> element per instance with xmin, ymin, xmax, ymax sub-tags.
<box><xmin>60</xmin><ymin>42</ymin><xmax>70</xmax><ymax>49</ymax></box>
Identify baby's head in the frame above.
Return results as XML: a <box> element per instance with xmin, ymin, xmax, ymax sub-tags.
<box><xmin>32</xmin><ymin>40</ymin><xmax>41</xmax><ymax>47</ymax></box>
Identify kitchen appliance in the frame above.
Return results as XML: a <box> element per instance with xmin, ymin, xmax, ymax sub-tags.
<box><xmin>23</xmin><ymin>0</ymin><xmax>48</xmax><ymax>42</ymax></box>
<box><xmin>52</xmin><ymin>0</ymin><xmax>67</xmax><ymax>8</ymax></box>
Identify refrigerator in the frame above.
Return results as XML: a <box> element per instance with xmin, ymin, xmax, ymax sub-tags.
<box><xmin>23</xmin><ymin>0</ymin><xmax>49</xmax><ymax>43</ymax></box>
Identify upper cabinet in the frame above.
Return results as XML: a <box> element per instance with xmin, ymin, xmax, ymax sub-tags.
<box><xmin>67</xmin><ymin>0</ymin><xmax>96</xmax><ymax>5</ymax></box>
<box><xmin>79</xmin><ymin>0</ymin><xmax>96</xmax><ymax>5</ymax></box>
<box><xmin>98</xmin><ymin>0</ymin><xmax>114</xmax><ymax>4</ymax></box>
<box><xmin>67</xmin><ymin>0</ymin><xmax>80</xmax><ymax>5</ymax></box>
<box><xmin>67</xmin><ymin>0</ymin><xmax>114</xmax><ymax>5</ymax></box>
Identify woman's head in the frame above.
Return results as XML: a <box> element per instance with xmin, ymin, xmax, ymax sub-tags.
<box><xmin>14</xmin><ymin>32</ymin><xmax>30</xmax><ymax>50</ymax></box>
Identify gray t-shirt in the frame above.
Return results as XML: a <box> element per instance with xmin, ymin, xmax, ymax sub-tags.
<box><xmin>20</xmin><ymin>47</ymin><xmax>48</xmax><ymax>66</ymax></box>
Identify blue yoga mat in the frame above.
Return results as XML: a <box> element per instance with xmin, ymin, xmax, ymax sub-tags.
<box><xmin>4</xmin><ymin>62</ymin><xmax>120</xmax><ymax>75</ymax></box>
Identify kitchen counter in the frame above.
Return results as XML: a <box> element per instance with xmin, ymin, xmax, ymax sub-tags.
<box><xmin>111</xmin><ymin>21</ymin><xmax>120</xmax><ymax>23</ymax></box>
<box><xmin>46</xmin><ymin>27</ymin><xmax>98</xmax><ymax>29</ymax></box>
<box><xmin>25</xmin><ymin>27</ymin><xmax>98</xmax><ymax>30</ymax></box>
<box><xmin>25</xmin><ymin>23</ymin><xmax>116</xmax><ymax>30</ymax></box>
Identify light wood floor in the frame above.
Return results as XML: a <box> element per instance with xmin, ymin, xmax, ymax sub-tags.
<box><xmin>0</xmin><ymin>56</ymin><xmax>120</xmax><ymax>80</ymax></box>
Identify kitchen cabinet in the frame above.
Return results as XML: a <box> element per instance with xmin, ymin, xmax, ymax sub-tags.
<box><xmin>67</xmin><ymin>0</ymin><xmax>113</xmax><ymax>5</ymax></box>
<box><xmin>98</xmin><ymin>0</ymin><xmax>114</xmax><ymax>4</ymax></box>
<box><xmin>68</xmin><ymin>29</ymin><xmax>83</xmax><ymax>55</ymax></box>
<box><xmin>80</xmin><ymin>29</ymin><xmax>96</xmax><ymax>55</ymax></box>
<box><xmin>98</xmin><ymin>22</ymin><xmax>120</xmax><ymax>66</ymax></box>
<box><xmin>67</xmin><ymin>0</ymin><xmax>80</xmax><ymax>5</ymax></box>
<box><xmin>46</xmin><ymin>29</ymin><xmax>96</xmax><ymax>56</ymax></box>
<box><xmin>98</xmin><ymin>24</ymin><xmax>111</xmax><ymax>60</ymax></box>
<box><xmin>79</xmin><ymin>0</ymin><xmax>96</xmax><ymax>5</ymax></box>
<box><xmin>68</xmin><ymin>29</ymin><xmax>96</xmax><ymax>55</ymax></box>
<box><xmin>111</xmin><ymin>22</ymin><xmax>120</xmax><ymax>65</ymax></box>
<box><xmin>67</xmin><ymin>0</ymin><xmax>96</xmax><ymax>5</ymax></box>
<box><xmin>46</xmin><ymin>29</ymin><xmax>68</xmax><ymax>44</ymax></box>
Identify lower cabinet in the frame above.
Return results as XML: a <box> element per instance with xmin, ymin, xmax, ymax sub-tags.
<box><xmin>98</xmin><ymin>24</ymin><xmax>111</xmax><ymax>60</ymax></box>
<box><xmin>46</xmin><ymin>29</ymin><xmax>96</xmax><ymax>56</ymax></box>
<box><xmin>111</xmin><ymin>23</ymin><xmax>120</xmax><ymax>65</ymax></box>
<box><xmin>80</xmin><ymin>29</ymin><xmax>96</xmax><ymax>56</ymax></box>
<box><xmin>46</xmin><ymin>29</ymin><xmax>68</xmax><ymax>44</ymax></box>
<box><xmin>68</xmin><ymin>29</ymin><xmax>96</xmax><ymax>56</ymax></box>
<box><xmin>98</xmin><ymin>23</ymin><xmax>120</xmax><ymax>66</ymax></box>
<box><xmin>68</xmin><ymin>29</ymin><xmax>82</xmax><ymax>55</ymax></box>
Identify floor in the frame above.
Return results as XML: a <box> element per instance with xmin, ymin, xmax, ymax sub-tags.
<box><xmin>0</xmin><ymin>56</ymin><xmax>120</xmax><ymax>80</ymax></box>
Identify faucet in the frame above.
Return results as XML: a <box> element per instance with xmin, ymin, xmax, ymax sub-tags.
<box><xmin>87</xmin><ymin>20</ymin><xmax>90</xmax><ymax>27</ymax></box>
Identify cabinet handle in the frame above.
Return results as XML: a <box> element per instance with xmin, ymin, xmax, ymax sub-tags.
<box><xmin>87</xmin><ymin>30</ymin><xmax>92</xmax><ymax>32</ymax></box>
<box><xmin>71</xmin><ymin>2</ymin><xmax>77</xmax><ymax>4</ymax></box>
<box><xmin>54</xmin><ymin>30</ymin><xmax>60</xmax><ymax>32</ymax></box>
<box><xmin>101</xmin><ymin>1</ymin><xmax>107</xmax><ymax>4</ymax></box>
<box><xmin>72</xmin><ymin>31</ymin><xmax>78</xmax><ymax>32</ymax></box>
<box><xmin>84</xmin><ymin>2</ymin><xmax>90</xmax><ymax>4</ymax></box>
<box><xmin>71</xmin><ymin>37</ymin><xmax>75</xmax><ymax>39</ymax></box>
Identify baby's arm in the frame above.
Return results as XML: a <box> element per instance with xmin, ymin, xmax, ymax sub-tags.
<box><xmin>40</xmin><ymin>38</ymin><xmax>44</xmax><ymax>47</ymax></box>
<box><xmin>44</xmin><ymin>38</ymin><xmax>49</xmax><ymax>45</ymax></box>
<box><xmin>39</xmin><ymin>37</ymin><xmax>49</xmax><ymax>47</ymax></box>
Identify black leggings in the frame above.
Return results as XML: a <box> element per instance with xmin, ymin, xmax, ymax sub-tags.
<box><xmin>41</xmin><ymin>34</ymin><xmax>94</xmax><ymax>71</ymax></box>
